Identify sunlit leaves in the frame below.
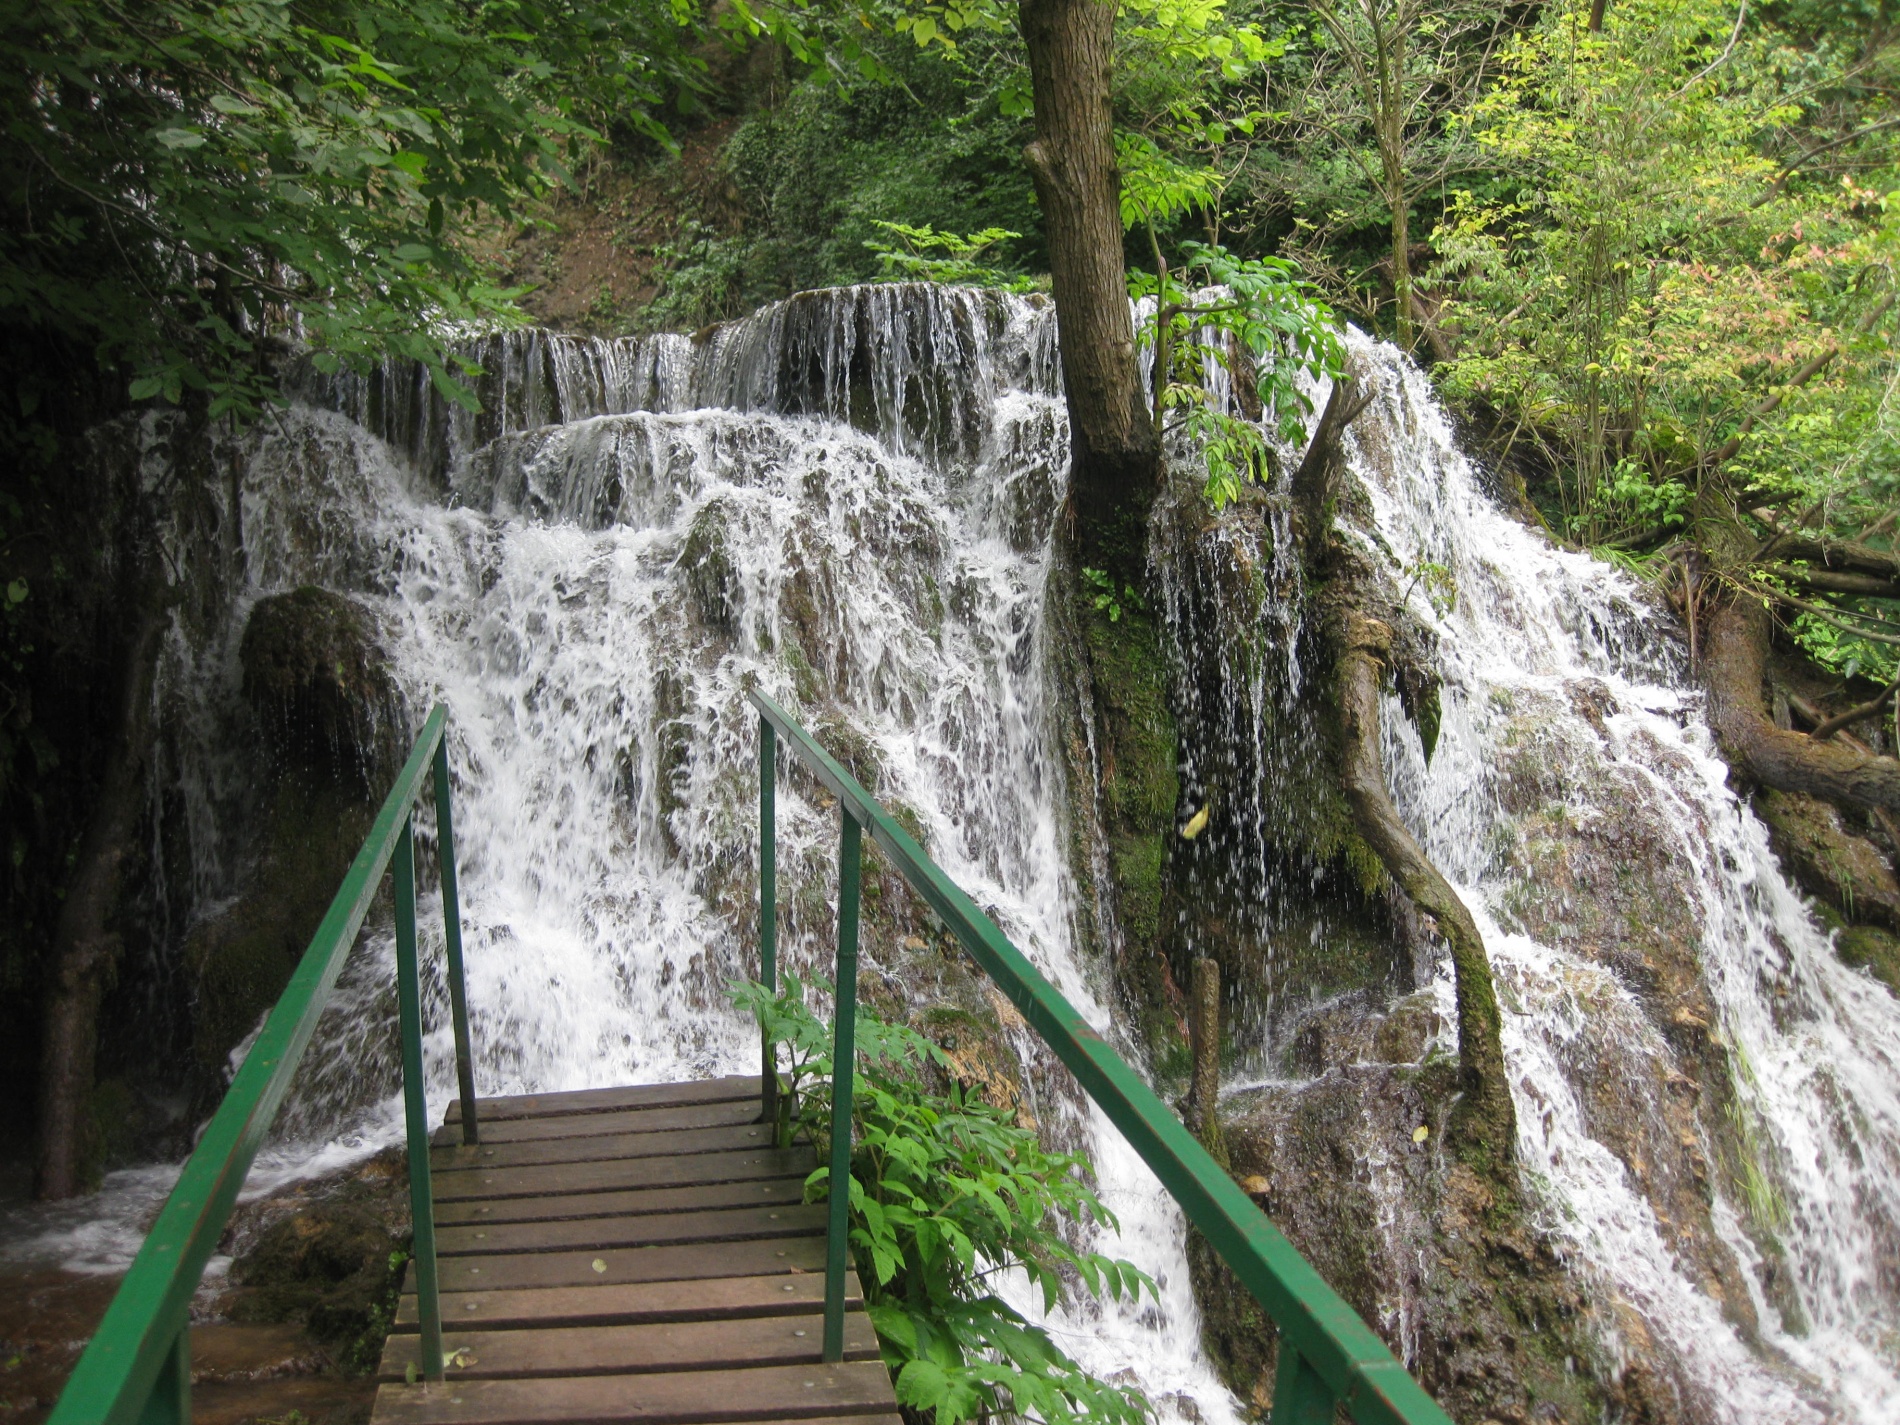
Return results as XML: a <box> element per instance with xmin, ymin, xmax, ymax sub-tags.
<box><xmin>1431</xmin><ymin>0</ymin><xmax>1900</xmax><ymax>544</ymax></box>
<box><xmin>863</xmin><ymin>221</ymin><xmax>1035</xmax><ymax>290</ymax></box>
<box><xmin>1130</xmin><ymin>242</ymin><xmax>1345</xmax><ymax>508</ymax></box>
<box><xmin>730</xmin><ymin>976</ymin><xmax>1154</xmax><ymax>1425</ymax></box>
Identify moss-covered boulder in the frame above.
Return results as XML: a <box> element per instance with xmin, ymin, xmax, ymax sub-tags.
<box><xmin>223</xmin><ymin>1149</ymin><xmax>411</xmax><ymax>1375</ymax></box>
<box><xmin>1209</xmin><ymin>1062</ymin><xmax>1605</xmax><ymax>1425</ymax></box>
<box><xmin>181</xmin><ymin>771</ymin><xmax>379</xmax><ymax>1094</ymax></box>
<box><xmin>680</xmin><ymin>498</ymin><xmax>740</xmax><ymax>636</ymax></box>
<box><xmin>1754</xmin><ymin>787</ymin><xmax>1900</xmax><ymax>933</ymax></box>
<box><xmin>185</xmin><ymin>586</ymin><xmax>401</xmax><ymax>1099</ymax></box>
<box><xmin>1836</xmin><ymin>924</ymin><xmax>1900</xmax><ymax>992</ymax></box>
<box><xmin>240</xmin><ymin>585</ymin><xmax>401</xmax><ymax>785</ymax></box>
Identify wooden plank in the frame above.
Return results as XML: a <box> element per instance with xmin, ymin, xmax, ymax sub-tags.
<box><xmin>432</xmin><ymin>1098</ymin><xmax>762</xmax><ymax>1148</ymax></box>
<box><xmin>433</xmin><ymin>1123</ymin><xmax>774</xmax><ymax>1174</ymax></box>
<box><xmin>409</xmin><ymin>1235</ymin><xmax>827</xmax><ymax>1293</ymax></box>
<box><xmin>447</xmin><ymin>1077</ymin><xmax>761</xmax><ymax>1124</ymax></box>
<box><xmin>432</xmin><ymin>1147</ymin><xmax>814</xmax><ymax>1203</ymax></box>
<box><xmin>377</xmin><ymin>1311</ymin><xmax>882</xmax><ymax>1380</ymax></box>
<box><xmin>437</xmin><ymin>1204</ymin><xmax>825</xmax><ymax>1257</ymax></box>
<box><xmin>370</xmin><ymin>1363</ymin><xmax>897</xmax><ymax>1425</ymax></box>
<box><xmin>436</xmin><ymin>1177</ymin><xmax>810</xmax><ymax>1228</ymax></box>
<box><xmin>392</xmin><ymin>1272</ymin><xmax>859</xmax><ymax>1332</ymax></box>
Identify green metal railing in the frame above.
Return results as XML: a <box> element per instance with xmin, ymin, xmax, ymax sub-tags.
<box><xmin>748</xmin><ymin>689</ymin><xmax>1454</xmax><ymax>1425</ymax></box>
<box><xmin>50</xmin><ymin>705</ymin><xmax>477</xmax><ymax>1425</ymax></box>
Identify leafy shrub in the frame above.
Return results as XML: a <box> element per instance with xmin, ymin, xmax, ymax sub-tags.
<box><xmin>864</xmin><ymin>222</ymin><xmax>1037</xmax><ymax>291</ymax></box>
<box><xmin>729</xmin><ymin>976</ymin><xmax>1153</xmax><ymax>1425</ymax></box>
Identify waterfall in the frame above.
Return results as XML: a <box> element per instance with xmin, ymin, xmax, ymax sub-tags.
<box><xmin>7</xmin><ymin>288</ymin><xmax>1897</xmax><ymax>1425</ymax></box>
<box><xmin>1317</xmin><ymin>331</ymin><xmax>1900</xmax><ymax>1421</ymax></box>
<box><xmin>103</xmin><ymin>285</ymin><xmax>1236</xmax><ymax>1422</ymax></box>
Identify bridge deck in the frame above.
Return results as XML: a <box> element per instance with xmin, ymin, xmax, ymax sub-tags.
<box><xmin>368</xmin><ymin>1075</ymin><xmax>900</xmax><ymax>1425</ymax></box>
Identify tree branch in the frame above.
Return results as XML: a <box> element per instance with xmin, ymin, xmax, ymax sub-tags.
<box><xmin>1811</xmin><ymin>675</ymin><xmax>1900</xmax><ymax>741</ymax></box>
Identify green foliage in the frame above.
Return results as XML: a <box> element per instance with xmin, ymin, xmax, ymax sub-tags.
<box><xmin>709</xmin><ymin>32</ymin><xmax>1040</xmax><ymax>313</ymax></box>
<box><xmin>1</xmin><ymin>0</ymin><xmax>704</xmax><ymax>418</ymax></box>
<box><xmin>729</xmin><ymin>976</ymin><xmax>1153</xmax><ymax>1425</ymax></box>
<box><xmin>865</xmin><ymin>222</ymin><xmax>1036</xmax><ymax>291</ymax></box>
<box><xmin>646</xmin><ymin>221</ymin><xmax>755</xmax><ymax>332</ymax></box>
<box><xmin>1081</xmin><ymin>566</ymin><xmax>1147</xmax><ymax>622</ymax></box>
<box><xmin>1400</xmin><ymin>559</ymin><xmax>1457</xmax><ymax>619</ymax></box>
<box><xmin>1429</xmin><ymin>0</ymin><xmax>1900</xmax><ymax>541</ymax></box>
<box><xmin>1787</xmin><ymin>610</ymin><xmax>1899</xmax><ymax>688</ymax></box>
<box><xmin>1130</xmin><ymin>243</ymin><xmax>1345</xmax><ymax>507</ymax></box>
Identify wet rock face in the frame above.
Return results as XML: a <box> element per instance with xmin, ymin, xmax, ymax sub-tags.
<box><xmin>184</xmin><ymin>586</ymin><xmax>402</xmax><ymax>1098</ymax></box>
<box><xmin>1209</xmin><ymin>1052</ymin><xmax>1602</xmax><ymax>1425</ymax></box>
<box><xmin>1484</xmin><ymin>693</ymin><xmax>1762</xmax><ymax>1367</ymax></box>
<box><xmin>1753</xmin><ymin>789</ymin><xmax>1900</xmax><ymax>988</ymax></box>
<box><xmin>222</xmin><ymin>1148</ymin><xmax>411</xmax><ymax>1375</ymax></box>
<box><xmin>240</xmin><ymin>586</ymin><xmax>401</xmax><ymax>787</ymax></box>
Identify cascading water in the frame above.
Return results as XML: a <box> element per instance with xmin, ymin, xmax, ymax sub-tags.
<box><xmin>40</xmin><ymin>284</ymin><xmax>1240</xmax><ymax>1422</ymax></box>
<box><xmin>1289</xmin><ymin>331</ymin><xmax>1900</xmax><ymax>1421</ymax></box>
<box><xmin>9</xmin><ymin>286</ymin><xmax>1897</xmax><ymax>1425</ymax></box>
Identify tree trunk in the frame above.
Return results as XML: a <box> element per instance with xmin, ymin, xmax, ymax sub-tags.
<box><xmin>1376</xmin><ymin>8</ymin><xmax>1413</xmax><ymax>353</ymax></box>
<box><xmin>1020</xmin><ymin>0</ymin><xmax>1159</xmax><ymax>584</ymax></box>
<box><xmin>36</xmin><ymin>565</ymin><xmax>170</xmax><ymax>1199</ymax></box>
<box><xmin>1291</xmin><ymin>368</ymin><xmax>1372</xmax><ymax>559</ymax></box>
<box><xmin>1334</xmin><ymin>613</ymin><xmax>1515</xmax><ymax>1162</ymax></box>
<box><xmin>1296</xmin><ymin>380</ymin><xmax>1515</xmax><ymax>1167</ymax></box>
<box><xmin>1704</xmin><ymin>591</ymin><xmax>1900</xmax><ymax>815</ymax></box>
<box><xmin>1389</xmin><ymin>188</ymin><xmax>1414</xmax><ymax>353</ymax></box>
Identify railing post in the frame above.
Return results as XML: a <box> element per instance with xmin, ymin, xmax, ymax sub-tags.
<box><xmin>134</xmin><ymin>1326</ymin><xmax>189</xmax><ymax>1425</ymax></box>
<box><xmin>395</xmin><ymin>814</ymin><xmax>446</xmax><ymax>1382</ymax></box>
<box><xmin>1272</xmin><ymin>1344</ymin><xmax>1335</xmax><ymax>1425</ymax></box>
<box><xmin>759</xmin><ymin>716</ymin><xmax>778</xmax><ymax>1127</ymax></box>
<box><xmin>822</xmin><ymin>812</ymin><xmax>861</xmax><ymax>1365</ymax></box>
<box><xmin>434</xmin><ymin>738</ymin><xmax>478</xmax><ymax>1146</ymax></box>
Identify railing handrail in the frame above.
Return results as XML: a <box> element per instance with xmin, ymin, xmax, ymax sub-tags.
<box><xmin>50</xmin><ymin>704</ymin><xmax>475</xmax><ymax>1425</ymax></box>
<box><xmin>747</xmin><ymin>688</ymin><xmax>1454</xmax><ymax>1425</ymax></box>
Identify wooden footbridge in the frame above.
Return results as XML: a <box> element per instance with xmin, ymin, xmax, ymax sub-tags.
<box><xmin>373</xmin><ymin>1074</ymin><xmax>893</xmax><ymax>1425</ymax></box>
<box><xmin>48</xmin><ymin>695</ymin><xmax>1455</xmax><ymax>1425</ymax></box>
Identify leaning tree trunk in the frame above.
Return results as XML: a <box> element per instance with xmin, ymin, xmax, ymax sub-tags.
<box><xmin>1019</xmin><ymin>0</ymin><xmax>1160</xmax><ymax>585</ymax></box>
<box><xmin>1299</xmin><ymin>375</ymin><xmax>1516</xmax><ymax>1167</ymax></box>
<box><xmin>36</xmin><ymin>565</ymin><xmax>170</xmax><ymax>1199</ymax></box>
<box><xmin>1334</xmin><ymin>613</ymin><xmax>1515</xmax><ymax>1161</ymax></box>
<box><xmin>1704</xmin><ymin>591</ymin><xmax>1900</xmax><ymax>814</ymax></box>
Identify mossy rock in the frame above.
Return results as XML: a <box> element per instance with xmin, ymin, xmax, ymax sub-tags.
<box><xmin>1079</xmin><ymin>598</ymin><xmax>1180</xmax><ymax>1048</ymax></box>
<box><xmin>1213</xmin><ymin>1073</ymin><xmax>1604</xmax><ymax>1424</ymax></box>
<box><xmin>1754</xmin><ymin>787</ymin><xmax>1900</xmax><ymax>932</ymax></box>
<box><xmin>680</xmin><ymin>498</ymin><xmax>739</xmax><ymax>636</ymax></box>
<box><xmin>184</xmin><ymin>772</ymin><xmax>377</xmax><ymax>1098</ymax></box>
<box><xmin>241</xmin><ymin>586</ymin><xmax>401</xmax><ymax>786</ymax></box>
<box><xmin>226</xmin><ymin>1151</ymin><xmax>411</xmax><ymax>1375</ymax></box>
<box><xmin>1837</xmin><ymin>924</ymin><xmax>1900</xmax><ymax>993</ymax></box>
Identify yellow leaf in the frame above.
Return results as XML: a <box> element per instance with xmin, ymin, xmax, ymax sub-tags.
<box><xmin>1180</xmin><ymin>804</ymin><xmax>1210</xmax><ymax>840</ymax></box>
<box><xmin>1412</xmin><ymin>1125</ymin><xmax>1430</xmax><ymax>1143</ymax></box>
<box><xmin>591</xmin><ymin>1258</ymin><xmax>608</xmax><ymax>1273</ymax></box>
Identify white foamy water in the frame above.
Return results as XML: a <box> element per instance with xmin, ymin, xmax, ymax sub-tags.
<box><xmin>1337</xmin><ymin>330</ymin><xmax>1900</xmax><ymax>1422</ymax></box>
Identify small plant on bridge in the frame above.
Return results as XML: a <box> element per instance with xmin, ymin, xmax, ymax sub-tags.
<box><xmin>731</xmin><ymin>976</ymin><xmax>1154</xmax><ymax>1425</ymax></box>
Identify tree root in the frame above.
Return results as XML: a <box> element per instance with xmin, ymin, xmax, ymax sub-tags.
<box><xmin>1332</xmin><ymin>611</ymin><xmax>1516</xmax><ymax>1163</ymax></box>
<box><xmin>1704</xmin><ymin>593</ymin><xmax>1900</xmax><ymax>815</ymax></box>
